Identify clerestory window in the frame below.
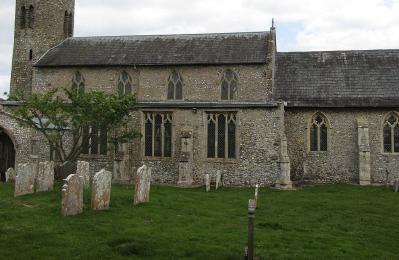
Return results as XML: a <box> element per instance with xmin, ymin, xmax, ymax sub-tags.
<box><xmin>309</xmin><ymin>113</ymin><xmax>328</xmax><ymax>152</ymax></box>
<box><xmin>207</xmin><ymin>112</ymin><xmax>237</xmax><ymax>159</ymax></box>
<box><xmin>144</xmin><ymin>112</ymin><xmax>173</xmax><ymax>157</ymax></box>
<box><xmin>117</xmin><ymin>71</ymin><xmax>133</xmax><ymax>96</ymax></box>
<box><xmin>383</xmin><ymin>113</ymin><xmax>399</xmax><ymax>153</ymax></box>
<box><xmin>221</xmin><ymin>69</ymin><xmax>238</xmax><ymax>100</ymax></box>
<box><xmin>167</xmin><ymin>70</ymin><xmax>183</xmax><ymax>100</ymax></box>
<box><xmin>71</xmin><ymin>71</ymin><xmax>85</xmax><ymax>93</ymax></box>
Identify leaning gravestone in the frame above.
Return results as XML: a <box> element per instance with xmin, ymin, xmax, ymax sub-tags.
<box><xmin>205</xmin><ymin>174</ymin><xmax>210</xmax><ymax>192</ymax></box>
<box><xmin>14</xmin><ymin>163</ymin><xmax>35</xmax><ymax>197</ymax></box>
<box><xmin>134</xmin><ymin>165</ymin><xmax>151</xmax><ymax>205</ymax></box>
<box><xmin>215</xmin><ymin>170</ymin><xmax>222</xmax><ymax>190</ymax></box>
<box><xmin>91</xmin><ymin>169</ymin><xmax>112</xmax><ymax>210</ymax></box>
<box><xmin>61</xmin><ymin>174</ymin><xmax>84</xmax><ymax>216</ymax></box>
<box><xmin>5</xmin><ymin>168</ymin><xmax>16</xmax><ymax>183</ymax></box>
<box><xmin>77</xmin><ymin>161</ymin><xmax>90</xmax><ymax>189</ymax></box>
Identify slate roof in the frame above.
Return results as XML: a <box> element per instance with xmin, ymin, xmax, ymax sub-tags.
<box><xmin>274</xmin><ymin>50</ymin><xmax>399</xmax><ymax>107</ymax></box>
<box><xmin>35</xmin><ymin>32</ymin><xmax>269</xmax><ymax>67</ymax></box>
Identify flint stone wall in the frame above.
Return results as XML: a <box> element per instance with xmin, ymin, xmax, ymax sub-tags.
<box><xmin>285</xmin><ymin>108</ymin><xmax>399</xmax><ymax>184</ymax></box>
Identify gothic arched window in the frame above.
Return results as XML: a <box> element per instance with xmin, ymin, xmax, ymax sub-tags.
<box><xmin>167</xmin><ymin>70</ymin><xmax>183</xmax><ymax>100</ymax></box>
<box><xmin>310</xmin><ymin>113</ymin><xmax>328</xmax><ymax>151</ymax></box>
<box><xmin>383</xmin><ymin>113</ymin><xmax>399</xmax><ymax>153</ymax></box>
<box><xmin>71</xmin><ymin>71</ymin><xmax>85</xmax><ymax>93</ymax></box>
<box><xmin>117</xmin><ymin>71</ymin><xmax>133</xmax><ymax>96</ymax></box>
<box><xmin>207</xmin><ymin>112</ymin><xmax>237</xmax><ymax>159</ymax></box>
<box><xmin>221</xmin><ymin>69</ymin><xmax>238</xmax><ymax>100</ymax></box>
<box><xmin>20</xmin><ymin>6</ymin><xmax>26</xmax><ymax>29</ymax></box>
<box><xmin>27</xmin><ymin>5</ymin><xmax>34</xmax><ymax>29</ymax></box>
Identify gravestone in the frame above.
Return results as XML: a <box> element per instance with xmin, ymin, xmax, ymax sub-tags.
<box><xmin>134</xmin><ymin>165</ymin><xmax>152</xmax><ymax>205</ymax></box>
<box><xmin>205</xmin><ymin>174</ymin><xmax>210</xmax><ymax>192</ymax></box>
<box><xmin>56</xmin><ymin>161</ymin><xmax>77</xmax><ymax>180</ymax></box>
<box><xmin>215</xmin><ymin>170</ymin><xmax>222</xmax><ymax>190</ymax></box>
<box><xmin>36</xmin><ymin>161</ymin><xmax>55</xmax><ymax>192</ymax></box>
<box><xmin>14</xmin><ymin>163</ymin><xmax>35</xmax><ymax>197</ymax></box>
<box><xmin>61</xmin><ymin>174</ymin><xmax>84</xmax><ymax>216</ymax></box>
<box><xmin>357</xmin><ymin>119</ymin><xmax>371</xmax><ymax>185</ymax></box>
<box><xmin>77</xmin><ymin>161</ymin><xmax>90</xmax><ymax>189</ymax></box>
<box><xmin>394</xmin><ymin>178</ymin><xmax>399</xmax><ymax>193</ymax></box>
<box><xmin>91</xmin><ymin>169</ymin><xmax>112</xmax><ymax>210</ymax></box>
<box><xmin>5</xmin><ymin>168</ymin><xmax>16</xmax><ymax>182</ymax></box>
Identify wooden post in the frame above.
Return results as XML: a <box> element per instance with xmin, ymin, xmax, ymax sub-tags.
<box><xmin>247</xmin><ymin>199</ymin><xmax>256</xmax><ymax>260</ymax></box>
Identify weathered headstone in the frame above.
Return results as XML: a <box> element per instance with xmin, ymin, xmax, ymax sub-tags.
<box><xmin>205</xmin><ymin>174</ymin><xmax>210</xmax><ymax>192</ymax></box>
<box><xmin>14</xmin><ymin>163</ymin><xmax>35</xmax><ymax>197</ymax></box>
<box><xmin>61</xmin><ymin>174</ymin><xmax>84</xmax><ymax>216</ymax></box>
<box><xmin>215</xmin><ymin>170</ymin><xmax>222</xmax><ymax>190</ymax></box>
<box><xmin>91</xmin><ymin>169</ymin><xmax>112</xmax><ymax>210</ymax></box>
<box><xmin>77</xmin><ymin>161</ymin><xmax>90</xmax><ymax>189</ymax></box>
<box><xmin>36</xmin><ymin>161</ymin><xmax>55</xmax><ymax>192</ymax></box>
<box><xmin>134</xmin><ymin>165</ymin><xmax>151</xmax><ymax>205</ymax></box>
<box><xmin>357</xmin><ymin>119</ymin><xmax>371</xmax><ymax>185</ymax></box>
<box><xmin>5</xmin><ymin>168</ymin><xmax>16</xmax><ymax>183</ymax></box>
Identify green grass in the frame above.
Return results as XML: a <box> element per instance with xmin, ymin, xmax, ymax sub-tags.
<box><xmin>0</xmin><ymin>183</ymin><xmax>398</xmax><ymax>259</ymax></box>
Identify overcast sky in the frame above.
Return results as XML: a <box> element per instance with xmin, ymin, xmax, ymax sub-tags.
<box><xmin>1</xmin><ymin>0</ymin><xmax>399</xmax><ymax>98</ymax></box>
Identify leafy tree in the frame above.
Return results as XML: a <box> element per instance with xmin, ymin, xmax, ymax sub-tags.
<box><xmin>9</xmin><ymin>88</ymin><xmax>139</xmax><ymax>163</ymax></box>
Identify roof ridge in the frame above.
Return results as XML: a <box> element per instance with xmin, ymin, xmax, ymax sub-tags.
<box><xmin>278</xmin><ymin>49</ymin><xmax>399</xmax><ymax>54</ymax></box>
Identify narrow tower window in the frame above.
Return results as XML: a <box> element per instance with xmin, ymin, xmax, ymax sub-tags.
<box><xmin>64</xmin><ymin>11</ymin><xmax>74</xmax><ymax>37</ymax></box>
<box><xmin>27</xmin><ymin>5</ymin><xmax>34</xmax><ymax>29</ymax></box>
<box><xmin>221</xmin><ymin>69</ymin><xmax>238</xmax><ymax>100</ymax></box>
<box><xmin>20</xmin><ymin>6</ymin><xmax>26</xmax><ymax>29</ymax></box>
<box><xmin>29</xmin><ymin>49</ymin><xmax>33</xmax><ymax>61</ymax></box>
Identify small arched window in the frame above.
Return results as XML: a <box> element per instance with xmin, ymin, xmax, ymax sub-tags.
<box><xmin>383</xmin><ymin>113</ymin><xmax>399</xmax><ymax>153</ymax></box>
<box><xmin>27</xmin><ymin>5</ymin><xmax>34</xmax><ymax>29</ymax></box>
<box><xmin>310</xmin><ymin>113</ymin><xmax>328</xmax><ymax>151</ymax></box>
<box><xmin>167</xmin><ymin>70</ymin><xmax>183</xmax><ymax>100</ymax></box>
<box><xmin>71</xmin><ymin>71</ymin><xmax>85</xmax><ymax>93</ymax></box>
<box><xmin>20</xmin><ymin>6</ymin><xmax>26</xmax><ymax>29</ymax></box>
<box><xmin>117</xmin><ymin>71</ymin><xmax>133</xmax><ymax>96</ymax></box>
<box><xmin>221</xmin><ymin>69</ymin><xmax>238</xmax><ymax>100</ymax></box>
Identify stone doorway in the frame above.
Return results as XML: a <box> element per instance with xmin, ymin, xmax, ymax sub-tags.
<box><xmin>0</xmin><ymin>129</ymin><xmax>15</xmax><ymax>182</ymax></box>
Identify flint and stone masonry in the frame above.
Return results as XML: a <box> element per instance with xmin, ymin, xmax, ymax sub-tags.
<box><xmin>1</xmin><ymin>0</ymin><xmax>399</xmax><ymax>188</ymax></box>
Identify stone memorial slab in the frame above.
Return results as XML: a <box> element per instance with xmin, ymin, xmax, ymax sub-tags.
<box><xmin>91</xmin><ymin>169</ymin><xmax>112</xmax><ymax>210</ymax></box>
<box><xmin>61</xmin><ymin>174</ymin><xmax>84</xmax><ymax>216</ymax></box>
<box><xmin>5</xmin><ymin>168</ymin><xmax>16</xmax><ymax>183</ymax></box>
<box><xmin>134</xmin><ymin>165</ymin><xmax>151</xmax><ymax>205</ymax></box>
<box><xmin>215</xmin><ymin>170</ymin><xmax>222</xmax><ymax>190</ymax></box>
<box><xmin>205</xmin><ymin>174</ymin><xmax>210</xmax><ymax>192</ymax></box>
<box><xmin>77</xmin><ymin>161</ymin><xmax>90</xmax><ymax>189</ymax></box>
<box><xmin>14</xmin><ymin>163</ymin><xmax>35</xmax><ymax>197</ymax></box>
<box><xmin>36</xmin><ymin>161</ymin><xmax>55</xmax><ymax>192</ymax></box>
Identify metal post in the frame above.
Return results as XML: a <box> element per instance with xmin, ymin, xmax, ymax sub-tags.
<box><xmin>247</xmin><ymin>199</ymin><xmax>256</xmax><ymax>260</ymax></box>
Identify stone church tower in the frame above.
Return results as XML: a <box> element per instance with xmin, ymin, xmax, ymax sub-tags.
<box><xmin>10</xmin><ymin>0</ymin><xmax>75</xmax><ymax>97</ymax></box>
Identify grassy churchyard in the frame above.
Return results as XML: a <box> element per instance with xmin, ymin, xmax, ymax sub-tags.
<box><xmin>0</xmin><ymin>183</ymin><xmax>398</xmax><ymax>259</ymax></box>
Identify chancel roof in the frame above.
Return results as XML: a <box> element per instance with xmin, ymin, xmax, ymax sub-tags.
<box><xmin>274</xmin><ymin>50</ymin><xmax>399</xmax><ymax>107</ymax></box>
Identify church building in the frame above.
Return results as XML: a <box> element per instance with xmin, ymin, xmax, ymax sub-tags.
<box><xmin>1</xmin><ymin>0</ymin><xmax>399</xmax><ymax>186</ymax></box>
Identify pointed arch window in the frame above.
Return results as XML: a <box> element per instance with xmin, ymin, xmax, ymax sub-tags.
<box><xmin>71</xmin><ymin>71</ymin><xmax>85</xmax><ymax>93</ymax></box>
<box><xmin>167</xmin><ymin>70</ymin><xmax>183</xmax><ymax>100</ymax></box>
<box><xmin>221</xmin><ymin>69</ymin><xmax>238</xmax><ymax>100</ymax></box>
<box><xmin>310</xmin><ymin>113</ymin><xmax>328</xmax><ymax>151</ymax></box>
<box><xmin>207</xmin><ymin>112</ymin><xmax>237</xmax><ymax>159</ymax></box>
<box><xmin>117</xmin><ymin>71</ymin><xmax>133</xmax><ymax>96</ymax></box>
<box><xmin>144</xmin><ymin>112</ymin><xmax>173</xmax><ymax>157</ymax></box>
<box><xmin>383</xmin><ymin>113</ymin><xmax>399</xmax><ymax>153</ymax></box>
